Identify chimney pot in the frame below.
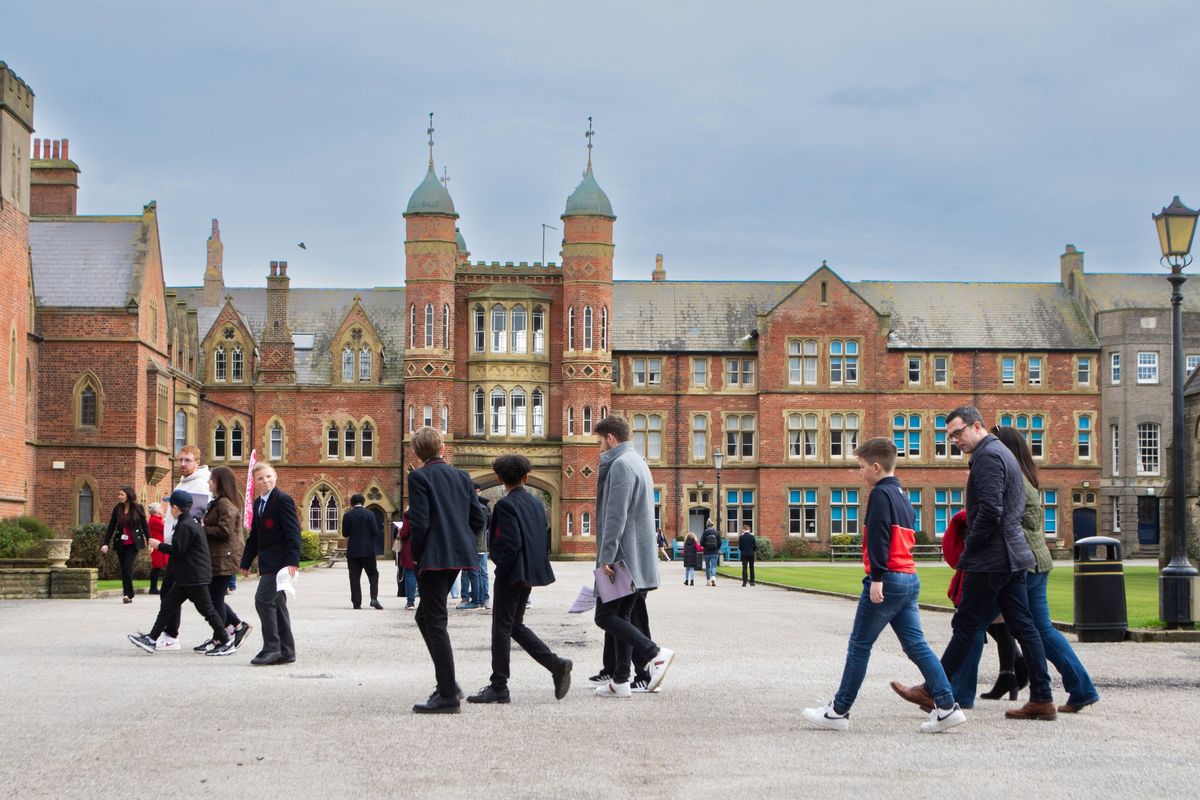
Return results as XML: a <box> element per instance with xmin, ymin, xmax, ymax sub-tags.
<box><xmin>270</xmin><ymin>260</ymin><xmax>278</xmax><ymax>276</ymax></box>
<box><xmin>61</xmin><ymin>138</ymin><xmax>69</xmax><ymax>160</ymax></box>
<box><xmin>652</xmin><ymin>253</ymin><xmax>666</xmax><ymax>281</ymax></box>
<box><xmin>33</xmin><ymin>138</ymin><xmax>40</xmax><ymax>159</ymax></box>
<box><xmin>51</xmin><ymin>140</ymin><xmax>60</xmax><ymax>159</ymax></box>
<box><xmin>211</xmin><ymin>218</ymin><xmax>219</xmax><ymax>236</ymax></box>
<box><xmin>279</xmin><ymin>261</ymin><xmax>287</xmax><ymax>276</ymax></box>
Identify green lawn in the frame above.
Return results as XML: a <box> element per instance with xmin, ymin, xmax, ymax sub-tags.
<box><xmin>718</xmin><ymin>564</ymin><xmax>1163</xmax><ymax>628</ymax></box>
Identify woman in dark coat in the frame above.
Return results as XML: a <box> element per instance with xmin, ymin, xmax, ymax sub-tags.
<box><xmin>682</xmin><ymin>532</ymin><xmax>700</xmax><ymax>586</ymax></box>
<box><xmin>196</xmin><ymin>466</ymin><xmax>250</xmax><ymax>651</ymax></box>
<box><xmin>101</xmin><ymin>486</ymin><xmax>148</xmax><ymax>603</ymax></box>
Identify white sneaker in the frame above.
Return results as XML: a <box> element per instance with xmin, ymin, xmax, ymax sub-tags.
<box><xmin>919</xmin><ymin>704</ymin><xmax>967</xmax><ymax>733</ymax></box>
<box><xmin>595</xmin><ymin>681</ymin><xmax>632</xmax><ymax>698</ymax></box>
<box><xmin>801</xmin><ymin>702</ymin><xmax>849</xmax><ymax>731</ymax></box>
<box><xmin>644</xmin><ymin>647</ymin><xmax>675</xmax><ymax>692</ymax></box>
<box><xmin>157</xmin><ymin>635</ymin><xmax>181</xmax><ymax>651</ymax></box>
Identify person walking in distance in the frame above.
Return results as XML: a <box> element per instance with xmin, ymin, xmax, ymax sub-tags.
<box><xmin>681</xmin><ymin>532</ymin><xmax>700</xmax><ymax>586</ymax></box>
<box><xmin>407</xmin><ymin>427</ymin><xmax>487</xmax><ymax>714</ymax></box>
<box><xmin>656</xmin><ymin>529</ymin><xmax>671</xmax><ymax>561</ymax></box>
<box><xmin>101</xmin><ymin>486</ymin><xmax>148</xmax><ymax>604</ymax></box>
<box><xmin>147</xmin><ymin>502</ymin><xmax>167</xmax><ymax>595</ymax></box>
<box><xmin>467</xmin><ymin>455</ymin><xmax>572</xmax><ymax>704</ymax></box>
<box><xmin>343</xmin><ymin>493</ymin><xmax>383</xmax><ymax>610</ymax></box>
<box><xmin>890</xmin><ymin>406</ymin><xmax>1057</xmax><ymax>721</ymax></box>
<box><xmin>739</xmin><ymin>523</ymin><xmax>756</xmax><ymax>586</ymax></box>
<box><xmin>240</xmin><ymin>462</ymin><xmax>302</xmax><ymax>666</ymax></box>
<box><xmin>700</xmin><ymin>519</ymin><xmax>721</xmax><ymax>587</ymax></box>
<box><xmin>592</xmin><ymin>415</ymin><xmax>675</xmax><ymax>699</ymax></box>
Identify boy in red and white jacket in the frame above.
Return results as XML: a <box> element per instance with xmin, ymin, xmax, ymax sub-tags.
<box><xmin>802</xmin><ymin>437</ymin><xmax>966</xmax><ymax>734</ymax></box>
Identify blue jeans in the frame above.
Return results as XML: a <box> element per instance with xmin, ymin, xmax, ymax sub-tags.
<box><xmin>1027</xmin><ymin>570</ymin><xmax>1099</xmax><ymax>706</ymax></box>
<box><xmin>834</xmin><ymin>573</ymin><xmax>955</xmax><ymax>714</ymax></box>
<box><xmin>704</xmin><ymin>555</ymin><xmax>719</xmax><ymax>581</ymax></box>
<box><xmin>684</xmin><ymin>566</ymin><xmax>695</xmax><ymax>582</ymax></box>
<box><xmin>404</xmin><ymin>567</ymin><xmax>417</xmax><ymax>606</ymax></box>
<box><xmin>476</xmin><ymin>552</ymin><xmax>490</xmax><ymax>604</ymax></box>
<box><xmin>951</xmin><ymin>631</ymin><xmax>986</xmax><ymax>708</ymax></box>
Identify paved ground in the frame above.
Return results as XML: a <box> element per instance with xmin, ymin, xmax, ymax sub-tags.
<box><xmin>2</xmin><ymin>560</ymin><xmax>1198</xmax><ymax>799</ymax></box>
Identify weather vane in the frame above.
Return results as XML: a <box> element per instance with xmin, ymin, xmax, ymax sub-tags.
<box><xmin>427</xmin><ymin>112</ymin><xmax>435</xmax><ymax>167</ymax></box>
<box><xmin>585</xmin><ymin>116</ymin><xmax>594</xmax><ymax>170</ymax></box>
<box><xmin>440</xmin><ymin>166</ymin><xmax>450</xmax><ymax>189</ymax></box>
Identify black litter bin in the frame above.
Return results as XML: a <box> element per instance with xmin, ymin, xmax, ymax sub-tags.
<box><xmin>1073</xmin><ymin>536</ymin><xmax>1127</xmax><ymax>642</ymax></box>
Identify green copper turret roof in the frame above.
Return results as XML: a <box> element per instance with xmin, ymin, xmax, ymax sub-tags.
<box><xmin>455</xmin><ymin>227</ymin><xmax>468</xmax><ymax>253</ymax></box>
<box><xmin>563</xmin><ymin>166</ymin><xmax>614</xmax><ymax>219</ymax></box>
<box><xmin>405</xmin><ymin>165</ymin><xmax>457</xmax><ymax>216</ymax></box>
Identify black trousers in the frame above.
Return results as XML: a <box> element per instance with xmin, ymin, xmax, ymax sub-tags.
<box><xmin>347</xmin><ymin>556</ymin><xmax>380</xmax><ymax>607</ymax></box>
<box><xmin>116</xmin><ymin>543</ymin><xmax>138</xmax><ymax>598</ymax></box>
<box><xmin>158</xmin><ymin>571</ymin><xmax>181</xmax><ymax>638</ymax></box>
<box><xmin>594</xmin><ymin>590</ymin><xmax>659</xmax><ymax>684</ymax></box>
<box><xmin>149</xmin><ymin>582</ymin><xmax>228</xmax><ymax>643</ymax></box>
<box><xmin>938</xmin><ymin>570</ymin><xmax>1053</xmax><ymax>703</ymax></box>
<box><xmin>490</xmin><ymin>581</ymin><xmax>561</xmax><ymax>689</ymax></box>
<box><xmin>149</xmin><ymin>568</ymin><xmax>162</xmax><ymax>593</ymax></box>
<box><xmin>209</xmin><ymin>574</ymin><xmax>240</xmax><ymax>628</ymax></box>
<box><xmin>415</xmin><ymin>570</ymin><xmax>460</xmax><ymax>698</ymax></box>
<box><xmin>602</xmin><ymin>590</ymin><xmax>652</xmax><ymax>682</ymax></box>
<box><xmin>742</xmin><ymin>555</ymin><xmax>756</xmax><ymax>585</ymax></box>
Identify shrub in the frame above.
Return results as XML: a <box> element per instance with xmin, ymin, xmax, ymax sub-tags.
<box><xmin>300</xmin><ymin>531</ymin><xmax>322</xmax><ymax>562</ymax></box>
<box><xmin>914</xmin><ymin>530</ymin><xmax>932</xmax><ymax>545</ymax></box>
<box><xmin>830</xmin><ymin>534</ymin><xmax>860</xmax><ymax>547</ymax></box>
<box><xmin>0</xmin><ymin>515</ymin><xmax>55</xmax><ymax>559</ymax></box>
<box><xmin>67</xmin><ymin>522</ymin><xmax>151</xmax><ymax>579</ymax></box>
<box><xmin>754</xmin><ymin>537</ymin><xmax>774</xmax><ymax>560</ymax></box>
<box><xmin>780</xmin><ymin>537</ymin><xmax>811</xmax><ymax>559</ymax></box>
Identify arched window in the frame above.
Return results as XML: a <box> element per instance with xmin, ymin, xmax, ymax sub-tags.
<box><xmin>581</xmin><ymin>512</ymin><xmax>591</xmax><ymax>536</ymax></box>
<box><xmin>409</xmin><ymin>304</ymin><xmax>416</xmax><ymax>347</ymax></box>
<box><xmin>473</xmin><ymin>388</ymin><xmax>485</xmax><ymax>435</ymax></box>
<box><xmin>567</xmin><ymin>306</ymin><xmax>575</xmax><ymax>350</ymax></box>
<box><xmin>490</xmin><ymin>388</ymin><xmax>507</xmax><ymax>435</ymax></box>
<box><xmin>408</xmin><ymin>405</ymin><xmax>415</xmax><ymax>433</ymax></box>
<box><xmin>423</xmin><ymin>405</ymin><xmax>433</xmax><ymax>428</ymax></box>
<box><xmin>344</xmin><ymin>422</ymin><xmax>356</xmax><ymax>459</ymax></box>
<box><xmin>80</xmin><ymin>385</ymin><xmax>98</xmax><ymax>427</ymax></box>
<box><xmin>269</xmin><ymin>421</ymin><xmax>284</xmax><ymax>460</ymax></box>
<box><xmin>213</xmin><ymin>422</ymin><xmax>227</xmax><ymax>460</ymax></box>
<box><xmin>583</xmin><ymin>306</ymin><xmax>593</xmax><ymax>350</ymax></box>
<box><xmin>441</xmin><ymin>405</ymin><xmax>449</xmax><ymax>434</ymax></box>
<box><xmin>531</xmin><ymin>389</ymin><xmax>544</xmax><ymax>436</ymax></box>
<box><xmin>583</xmin><ymin>405</ymin><xmax>593</xmax><ymax>434</ymax></box>
<box><xmin>359</xmin><ymin>346</ymin><xmax>372</xmax><ymax>382</ymax></box>
<box><xmin>491</xmin><ymin>304</ymin><xmax>507</xmax><ymax>352</ymax></box>
<box><xmin>342</xmin><ymin>347</ymin><xmax>354</xmax><ymax>382</ymax></box>
<box><xmin>214</xmin><ymin>347</ymin><xmax>227</xmax><ymax>382</ymax></box>
<box><xmin>174</xmin><ymin>410</ymin><xmax>187</xmax><ymax>455</ymax></box>
<box><xmin>325</xmin><ymin>495</ymin><xmax>340</xmax><ymax>532</ymax></box>
<box><xmin>424</xmin><ymin>303</ymin><xmax>434</xmax><ymax>348</ymax></box>
<box><xmin>532</xmin><ymin>306</ymin><xmax>545</xmax><ymax>354</ymax></box>
<box><xmin>511</xmin><ymin>305</ymin><xmax>527</xmax><ymax>353</ymax></box>
<box><xmin>231</xmin><ymin>346</ymin><xmax>244</xmax><ymax>382</ymax></box>
<box><xmin>510</xmin><ymin>388</ymin><xmax>527</xmax><ymax>435</ymax></box>
<box><xmin>567</xmin><ymin>406</ymin><xmax>575</xmax><ymax>436</ymax></box>
<box><xmin>566</xmin><ymin>512</ymin><xmax>574</xmax><ymax>537</ymax></box>
<box><xmin>327</xmin><ymin>422</ymin><xmax>340</xmax><ymax>459</ymax></box>
<box><xmin>360</xmin><ymin>421</ymin><xmax>374</xmax><ymax>459</ymax></box>
<box><xmin>230</xmin><ymin>422</ymin><xmax>244</xmax><ymax>460</ymax></box>
<box><xmin>442</xmin><ymin>304</ymin><xmax>450</xmax><ymax>349</ymax></box>
<box><xmin>601</xmin><ymin>307</ymin><xmax>608</xmax><ymax>351</ymax></box>
<box><xmin>77</xmin><ymin>482</ymin><xmax>95</xmax><ymax>525</ymax></box>
<box><xmin>473</xmin><ymin>304</ymin><xmax>485</xmax><ymax>352</ymax></box>
<box><xmin>309</xmin><ymin>496</ymin><xmax>322</xmax><ymax>531</ymax></box>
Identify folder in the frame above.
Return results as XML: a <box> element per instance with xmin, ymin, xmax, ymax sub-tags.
<box><xmin>593</xmin><ymin>560</ymin><xmax>636</xmax><ymax>604</ymax></box>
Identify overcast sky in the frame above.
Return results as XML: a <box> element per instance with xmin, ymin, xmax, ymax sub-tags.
<box><xmin>9</xmin><ymin>1</ymin><xmax>1200</xmax><ymax>289</ymax></box>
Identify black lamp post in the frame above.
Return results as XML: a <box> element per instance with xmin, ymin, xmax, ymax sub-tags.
<box><xmin>713</xmin><ymin>447</ymin><xmax>724</xmax><ymax>533</ymax></box>
<box><xmin>1153</xmin><ymin>195</ymin><xmax>1199</xmax><ymax>629</ymax></box>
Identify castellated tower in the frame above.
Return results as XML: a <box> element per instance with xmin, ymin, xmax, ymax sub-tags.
<box><xmin>402</xmin><ymin>131</ymin><xmax>459</xmax><ymax>465</ymax></box>
<box><xmin>558</xmin><ymin>139</ymin><xmax>615</xmax><ymax>556</ymax></box>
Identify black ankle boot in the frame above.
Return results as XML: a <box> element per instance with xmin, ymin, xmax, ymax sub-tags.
<box><xmin>980</xmin><ymin>671</ymin><xmax>1019</xmax><ymax>700</ymax></box>
<box><xmin>1014</xmin><ymin>647</ymin><xmax>1029</xmax><ymax>691</ymax></box>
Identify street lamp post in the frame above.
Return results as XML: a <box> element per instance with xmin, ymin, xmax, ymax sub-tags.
<box><xmin>1153</xmin><ymin>196</ymin><xmax>1200</xmax><ymax>629</ymax></box>
<box><xmin>713</xmin><ymin>447</ymin><xmax>724</xmax><ymax>533</ymax></box>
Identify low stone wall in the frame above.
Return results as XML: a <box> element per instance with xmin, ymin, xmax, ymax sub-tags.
<box><xmin>0</xmin><ymin>567</ymin><xmax>97</xmax><ymax>599</ymax></box>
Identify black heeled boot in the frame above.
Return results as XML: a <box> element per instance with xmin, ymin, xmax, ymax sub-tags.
<box><xmin>980</xmin><ymin>671</ymin><xmax>1020</xmax><ymax>700</ymax></box>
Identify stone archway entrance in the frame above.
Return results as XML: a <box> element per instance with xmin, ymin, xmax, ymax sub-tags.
<box><xmin>471</xmin><ymin>472</ymin><xmax>559</xmax><ymax>554</ymax></box>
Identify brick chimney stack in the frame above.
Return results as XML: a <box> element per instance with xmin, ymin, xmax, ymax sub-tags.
<box><xmin>259</xmin><ymin>260</ymin><xmax>295</xmax><ymax>383</ymax></box>
<box><xmin>1060</xmin><ymin>244</ymin><xmax>1084</xmax><ymax>296</ymax></box>
<box><xmin>652</xmin><ymin>253</ymin><xmax>666</xmax><ymax>282</ymax></box>
<box><xmin>30</xmin><ymin>137</ymin><xmax>80</xmax><ymax>216</ymax></box>
<box><xmin>201</xmin><ymin>218</ymin><xmax>225</xmax><ymax>305</ymax></box>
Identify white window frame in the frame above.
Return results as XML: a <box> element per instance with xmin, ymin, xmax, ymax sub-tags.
<box><xmin>1137</xmin><ymin>352</ymin><xmax>1158</xmax><ymax>383</ymax></box>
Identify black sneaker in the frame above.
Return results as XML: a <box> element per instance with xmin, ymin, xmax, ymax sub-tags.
<box><xmin>587</xmin><ymin>670</ymin><xmax>612</xmax><ymax>686</ymax></box>
<box><xmin>233</xmin><ymin>622</ymin><xmax>253</xmax><ymax>648</ymax></box>
<box><xmin>193</xmin><ymin>639</ymin><xmax>214</xmax><ymax>653</ymax></box>
<box><xmin>631</xmin><ymin>676</ymin><xmax>659</xmax><ymax>693</ymax></box>
<box><xmin>413</xmin><ymin>691</ymin><xmax>461</xmax><ymax>714</ymax></box>
<box><xmin>553</xmin><ymin>659</ymin><xmax>573</xmax><ymax>700</ymax></box>
<box><xmin>128</xmin><ymin>633</ymin><xmax>156</xmax><ymax>653</ymax></box>
<box><xmin>467</xmin><ymin>685</ymin><xmax>511</xmax><ymax>704</ymax></box>
<box><xmin>205</xmin><ymin>640</ymin><xmax>237</xmax><ymax>657</ymax></box>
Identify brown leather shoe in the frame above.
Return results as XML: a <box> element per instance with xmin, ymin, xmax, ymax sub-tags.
<box><xmin>889</xmin><ymin>681</ymin><xmax>934</xmax><ymax>713</ymax></box>
<box><xmin>1005</xmin><ymin>701</ymin><xmax>1057</xmax><ymax>720</ymax></box>
<box><xmin>1057</xmin><ymin>699</ymin><xmax>1098</xmax><ymax>714</ymax></box>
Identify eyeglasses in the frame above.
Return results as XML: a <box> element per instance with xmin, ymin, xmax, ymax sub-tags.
<box><xmin>946</xmin><ymin>425</ymin><xmax>969</xmax><ymax>441</ymax></box>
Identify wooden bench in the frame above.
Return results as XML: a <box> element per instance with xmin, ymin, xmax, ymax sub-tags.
<box><xmin>324</xmin><ymin>539</ymin><xmax>348</xmax><ymax>567</ymax></box>
<box><xmin>671</xmin><ymin>540</ymin><xmax>740</xmax><ymax>562</ymax></box>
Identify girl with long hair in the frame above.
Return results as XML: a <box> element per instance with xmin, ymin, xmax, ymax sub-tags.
<box><xmin>101</xmin><ymin>486</ymin><xmax>148</xmax><ymax>603</ymax></box>
<box><xmin>195</xmin><ymin>466</ymin><xmax>252</xmax><ymax>652</ymax></box>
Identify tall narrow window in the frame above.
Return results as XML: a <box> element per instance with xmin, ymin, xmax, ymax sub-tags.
<box><xmin>309</xmin><ymin>497</ymin><xmax>322</xmax><ymax>531</ymax></box>
<box><xmin>581</xmin><ymin>512</ymin><xmax>591</xmax><ymax>536</ymax></box>
<box><xmin>1110</xmin><ymin>352</ymin><xmax>1121</xmax><ymax>384</ymax></box>
<box><xmin>567</xmin><ymin>306</ymin><xmax>575</xmax><ymax>350</ymax></box>
<box><xmin>232</xmin><ymin>346</ymin><xmax>244</xmax><ymax>382</ymax></box>
<box><xmin>1001</xmin><ymin>357</ymin><xmax>1016</xmax><ymax>385</ymax></box>
<box><xmin>156</xmin><ymin>384</ymin><xmax>169</xmax><ymax>447</ymax></box>
<box><xmin>1137</xmin><ymin>423</ymin><xmax>1160</xmax><ymax>475</ymax></box>
<box><xmin>473</xmin><ymin>305</ymin><xmax>485</xmax><ymax>352</ymax></box>
<box><xmin>1042</xmin><ymin>490</ymin><xmax>1058</xmax><ymax>539</ymax></box>
<box><xmin>567</xmin><ymin>406</ymin><xmax>575</xmax><ymax>436</ymax></box>
<box><xmin>424</xmin><ymin>304</ymin><xmax>434</xmax><ymax>348</ymax></box>
<box><xmin>1028</xmin><ymin>357</ymin><xmax>1042</xmax><ymax>386</ymax></box>
<box><xmin>174</xmin><ymin>410</ymin><xmax>187</xmax><ymax>455</ymax></box>
<box><xmin>511</xmin><ymin>305</ymin><xmax>527</xmax><ymax>353</ymax></box>
<box><xmin>1077</xmin><ymin>415</ymin><xmax>1092</xmax><ymax>459</ymax></box>
<box><xmin>907</xmin><ymin>356</ymin><xmax>922</xmax><ymax>384</ymax></box>
<box><xmin>583</xmin><ymin>306</ymin><xmax>593</xmax><ymax>349</ymax></box>
<box><xmin>892</xmin><ymin>414</ymin><xmax>922</xmax><ymax>459</ymax></box>
<box><xmin>692</xmin><ymin>358</ymin><xmax>708</xmax><ymax>387</ymax></box>
<box><xmin>532</xmin><ymin>306</ymin><xmax>545</xmax><ymax>354</ymax></box>
<box><xmin>830</xmin><ymin>413</ymin><xmax>859</xmax><ymax>459</ymax></box>
<box><xmin>788</xmin><ymin>489</ymin><xmax>818</xmax><ymax>537</ymax></box>
<box><xmin>342</xmin><ymin>347</ymin><xmax>354</xmax><ymax>382</ymax></box>
<box><xmin>633</xmin><ymin>414</ymin><xmax>663</xmax><ymax>460</ymax></box>
<box><xmin>344</xmin><ymin>422</ymin><xmax>356</xmax><ymax>458</ymax></box>
<box><xmin>327</xmin><ymin>422</ymin><xmax>340</xmax><ymax>459</ymax></box>
<box><xmin>510</xmin><ymin>388</ymin><xmax>527</xmax><ymax>435</ymax></box>
<box><xmin>440</xmin><ymin>405</ymin><xmax>448</xmax><ymax>434</ymax></box>
<box><xmin>490</xmin><ymin>388</ymin><xmax>507</xmax><ymax>435</ymax></box>
<box><xmin>214</xmin><ymin>347</ymin><xmax>227</xmax><ymax>382</ymax></box>
<box><xmin>724</xmin><ymin>414</ymin><xmax>754</xmax><ymax>461</ymax></box>
<box><xmin>359</xmin><ymin>347</ymin><xmax>372</xmax><ymax>382</ymax></box>
<box><xmin>788</xmin><ymin>413</ymin><xmax>819</xmax><ymax>459</ymax></box>
<box><xmin>933</xmin><ymin>355</ymin><xmax>949</xmax><ymax>385</ymax></box>
<box><xmin>326</xmin><ymin>496</ymin><xmax>339</xmax><ymax>532</ymax></box>
<box><xmin>1137</xmin><ymin>352</ymin><xmax>1158</xmax><ymax>383</ymax></box>
<box><xmin>726</xmin><ymin>489</ymin><xmax>756</xmax><ymax>536</ymax></box>
<box><xmin>442</xmin><ymin>304</ymin><xmax>450</xmax><ymax>349</ymax></box>
<box><xmin>80</xmin><ymin>385</ymin><xmax>97</xmax><ymax>427</ymax></box>
<box><xmin>566</xmin><ymin>512</ymin><xmax>573</xmax><ymax>537</ymax></box>
<box><xmin>491</xmin><ymin>305</ymin><xmax>507</xmax><ymax>352</ymax></box>
<box><xmin>270</xmin><ymin>422</ymin><xmax>283</xmax><ymax>460</ymax></box>
<box><xmin>360</xmin><ymin>422</ymin><xmax>374</xmax><ymax>459</ymax></box>
<box><xmin>230</xmin><ymin>422</ymin><xmax>244</xmax><ymax>460</ymax></box>
<box><xmin>531</xmin><ymin>389</ymin><xmax>544</xmax><ymax>436</ymax></box>
<box><xmin>692</xmin><ymin>415</ymin><xmax>708</xmax><ymax>461</ymax></box>
<box><xmin>1111</xmin><ymin>424</ymin><xmax>1119</xmax><ymax>475</ymax></box>
<box><xmin>582</xmin><ymin>405</ymin><xmax>593</xmax><ymax>434</ymax></box>
<box><xmin>1077</xmin><ymin>357</ymin><xmax>1092</xmax><ymax>385</ymax></box>
<box><xmin>409</xmin><ymin>305</ymin><xmax>416</xmax><ymax>348</ymax></box>
<box><xmin>934</xmin><ymin>488</ymin><xmax>965</xmax><ymax>536</ymax></box>
<box><xmin>934</xmin><ymin>414</ymin><xmax>963</xmax><ymax>458</ymax></box>
<box><xmin>408</xmin><ymin>405</ymin><xmax>415</xmax><ymax>433</ymax></box>
<box><xmin>214</xmin><ymin>423</ymin><xmax>227</xmax><ymax>460</ymax></box>
<box><xmin>829</xmin><ymin>340</ymin><xmax>858</xmax><ymax>384</ymax></box>
<box><xmin>601</xmin><ymin>307</ymin><xmax>608</xmax><ymax>350</ymax></box>
<box><xmin>474</xmin><ymin>388</ymin><xmax>485</xmax><ymax>435</ymax></box>
<box><xmin>78</xmin><ymin>483</ymin><xmax>94</xmax><ymax>525</ymax></box>
<box><xmin>909</xmin><ymin>489</ymin><xmax>923</xmax><ymax>532</ymax></box>
<box><xmin>423</xmin><ymin>405</ymin><xmax>433</xmax><ymax>428</ymax></box>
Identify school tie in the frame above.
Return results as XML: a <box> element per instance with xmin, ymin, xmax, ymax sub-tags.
<box><xmin>258</xmin><ymin>497</ymin><xmax>266</xmax><ymax>518</ymax></box>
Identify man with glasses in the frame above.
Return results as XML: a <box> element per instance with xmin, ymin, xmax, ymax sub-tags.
<box><xmin>891</xmin><ymin>405</ymin><xmax>1057</xmax><ymax>720</ymax></box>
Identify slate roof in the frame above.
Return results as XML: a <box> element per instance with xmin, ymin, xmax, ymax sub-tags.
<box><xmin>854</xmin><ymin>282</ymin><xmax>1100</xmax><ymax>350</ymax></box>
<box><xmin>173</xmin><ymin>286</ymin><xmax>407</xmax><ymax>385</ymax></box>
<box><xmin>611</xmin><ymin>281</ymin><xmax>795</xmax><ymax>351</ymax></box>
<box><xmin>1082</xmin><ymin>273</ymin><xmax>1200</xmax><ymax>311</ymax></box>
<box><xmin>29</xmin><ymin>218</ymin><xmax>147</xmax><ymax>307</ymax></box>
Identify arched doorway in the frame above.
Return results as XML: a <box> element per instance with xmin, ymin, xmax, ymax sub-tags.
<box><xmin>471</xmin><ymin>472</ymin><xmax>559</xmax><ymax>553</ymax></box>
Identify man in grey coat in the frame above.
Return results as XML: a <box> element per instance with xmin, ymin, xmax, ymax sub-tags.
<box><xmin>592</xmin><ymin>415</ymin><xmax>676</xmax><ymax>698</ymax></box>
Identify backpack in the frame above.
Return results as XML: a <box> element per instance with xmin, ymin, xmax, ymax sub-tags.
<box><xmin>702</xmin><ymin>530</ymin><xmax>719</xmax><ymax>550</ymax></box>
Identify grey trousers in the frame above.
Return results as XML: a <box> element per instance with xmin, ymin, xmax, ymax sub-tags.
<box><xmin>255</xmin><ymin>573</ymin><xmax>295</xmax><ymax>658</ymax></box>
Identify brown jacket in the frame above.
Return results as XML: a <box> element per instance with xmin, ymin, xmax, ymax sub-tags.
<box><xmin>203</xmin><ymin>496</ymin><xmax>245</xmax><ymax>576</ymax></box>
